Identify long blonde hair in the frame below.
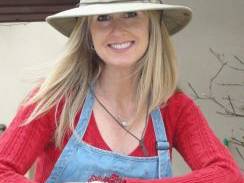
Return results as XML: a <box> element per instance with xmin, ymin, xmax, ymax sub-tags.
<box><xmin>24</xmin><ymin>11</ymin><xmax>177</xmax><ymax>147</ymax></box>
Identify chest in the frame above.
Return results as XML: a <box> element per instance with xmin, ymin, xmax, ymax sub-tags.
<box><xmin>93</xmin><ymin>103</ymin><xmax>148</xmax><ymax>155</ymax></box>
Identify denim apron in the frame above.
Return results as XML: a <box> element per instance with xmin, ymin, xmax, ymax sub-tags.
<box><xmin>46</xmin><ymin>89</ymin><xmax>172</xmax><ymax>183</ymax></box>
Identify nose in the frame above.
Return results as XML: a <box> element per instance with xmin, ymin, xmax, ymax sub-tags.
<box><xmin>109</xmin><ymin>17</ymin><xmax>127</xmax><ymax>35</ymax></box>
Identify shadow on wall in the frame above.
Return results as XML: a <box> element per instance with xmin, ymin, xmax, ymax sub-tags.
<box><xmin>0</xmin><ymin>124</ymin><xmax>6</xmax><ymax>134</ymax></box>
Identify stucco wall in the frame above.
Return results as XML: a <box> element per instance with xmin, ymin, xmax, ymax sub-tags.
<box><xmin>0</xmin><ymin>0</ymin><xmax>243</xmax><ymax>176</ymax></box>
<box><xmin>169</xmin><ymin>0</ymin><xmax>244</xmax><ymax>175</ymax></box>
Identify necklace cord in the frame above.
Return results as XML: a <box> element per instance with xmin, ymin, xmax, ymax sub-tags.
<box><xmin>90</xmin><ymin>87</ymin><xmax>149</xmax><ymax>156</ymax></box>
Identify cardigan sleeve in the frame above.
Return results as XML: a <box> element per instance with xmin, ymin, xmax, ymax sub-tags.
<box><xmin>126</xmin><ymin>94</ymin><xmax>243</xmax><ymax>183</ymax></box>
<box><xmin>0</xmin><ymin>102</ymin><xmax>56</xmax><ymax>183</ymax></box>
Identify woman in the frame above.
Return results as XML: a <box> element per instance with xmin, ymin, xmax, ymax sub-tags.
<box><xmin>0</xmin><ymin>0</ymin><xmax>242</xmax><ymax>183</ymax></box>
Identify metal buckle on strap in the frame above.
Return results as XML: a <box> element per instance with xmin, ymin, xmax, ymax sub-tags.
<box><xmin>156</xmin><ymin>141</ymin><xmax>169</xmax><ymax>150</ymax></box>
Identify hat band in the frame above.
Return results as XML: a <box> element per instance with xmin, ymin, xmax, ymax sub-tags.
<box><xmin>79</xmin><ymin>0</ymin><xmax>164</xmax><ymax>5</ymax></box>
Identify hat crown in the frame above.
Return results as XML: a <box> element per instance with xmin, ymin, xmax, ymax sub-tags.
<box><xmin>79</xmin><ymin>0</ymin><xmax>164</xmax><ymax>5</ymax></box>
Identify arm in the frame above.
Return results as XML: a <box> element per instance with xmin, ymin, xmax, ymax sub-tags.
<box><xmin>0</xmin><ymin>103</ymin><xmax>55</xmax><ymax>183</ymax></box>
<box><xmin>126</xmin><ymin>95</ymin><xmax>243</xmax><ymax>183</ymax></box>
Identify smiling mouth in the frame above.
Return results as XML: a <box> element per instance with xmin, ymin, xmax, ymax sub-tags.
<box><xmin>108</xmin><ymin>41</ymin><xmax>135</xmax><ymax>50</ymax></box>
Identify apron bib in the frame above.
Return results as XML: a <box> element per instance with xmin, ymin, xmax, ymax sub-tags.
<box><xmin>46</xmin><ymin>89</ymin><xmax>172</xmax><ymax>183</ymax></box>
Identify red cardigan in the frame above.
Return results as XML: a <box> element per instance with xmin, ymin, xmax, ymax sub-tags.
<box><xmin>0</xmin><ymin>91</ymin><xmax>242</xmax><ymax>183</ymax></box>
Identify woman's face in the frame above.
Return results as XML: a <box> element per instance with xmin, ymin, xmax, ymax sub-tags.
<box><xmin>90</xmin><ymin>11</ymin><xmax>149</xmax><ymax>69</ymax></box>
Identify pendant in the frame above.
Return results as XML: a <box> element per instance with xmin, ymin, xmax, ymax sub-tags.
<box><xmin>139</xmin><ymin>139</ymin><xmax>149</xmax><ymax>156</ymax></box>
<box><xmin>121</xmin><ymin>121</ymin><xmax>129</xmax><ymax>127</ymax></box>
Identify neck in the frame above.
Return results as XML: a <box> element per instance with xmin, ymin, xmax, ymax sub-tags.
<box><xmin>94</xmin><ymin>65</ymin><xmax>137</xmax><ymax>116</ymax></box>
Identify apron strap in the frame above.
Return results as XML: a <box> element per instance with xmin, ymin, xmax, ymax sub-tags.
<box><xmin>151</xmin><ymin>107</ymin><xmax>172</xmax><ymax>178</ymax></box>
<box><xmin>73</xmin><ymin>88</ymin><xmax>95</xmax><ymax>143</ymax></box>
<box><xmin>46</xmin><ymin>88</ymin><xmax>94</xmax><ymax>183</ymax></box>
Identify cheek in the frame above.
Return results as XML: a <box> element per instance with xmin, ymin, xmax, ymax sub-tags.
<box><xmin>90</xmin><ymin>27</ymin><xmax>108</xmax><ymax>61</ymax></box>
<box><xmin>90</xmin><ymin>23</ymin><xmax>106</xmax><ymax>47</ymax></box>
<box><xmin>91</xmin><ymin>33</ymin><xmax>102</xmax><ymax>47</ymax></box>
<box><xmin>90</xmin><ymin>30</ymin><xmax>100</xmax><ymax>46</ymax></box>
<box><xmin>137</xmin><ymin>24</ymin><xmax>149</xmax><ymax>50</ymax></box>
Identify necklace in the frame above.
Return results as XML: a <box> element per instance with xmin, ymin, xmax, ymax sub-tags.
<box><xmin>120</xmin><ymin>121</ymin><xmax>130</xmax><ymax>128</ymax></box>
<box><xmin>117</xmin><ymin>116</ymin><xmax>130</xmax><ymax>128</ymax></box>
<box><xmin>91</xmin><ymin>88</ymin><xmax>149</xmax><ymax>156</ymax></box>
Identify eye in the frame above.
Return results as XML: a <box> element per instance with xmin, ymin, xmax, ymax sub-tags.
<box><xmin>123</xmin><ymin>12</ymin><xmax>138</xmax><ymax>18</ymax></box>
<box><xmin>97</xmin><ymin>14</ymin><xmax>112</xmax><ymax>22</ymax></box>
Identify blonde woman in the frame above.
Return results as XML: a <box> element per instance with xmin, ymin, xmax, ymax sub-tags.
<box><xmin>0</xmin><ymin>0</ymin><xmax>242</xmax><ymax>183</ymax></box>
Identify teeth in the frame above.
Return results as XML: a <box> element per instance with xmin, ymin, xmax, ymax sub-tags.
<box><xmin>110</xmin><ymin>41</ymin><xmax>132</xmax><ymax>49</ymax></box>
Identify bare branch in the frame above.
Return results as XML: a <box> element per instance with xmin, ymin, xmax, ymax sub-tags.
<box><xmin>230</xmin><ymin>137</ymin><xmax>244</xmax><ymax>146</ymax></box>
<box><xmin>235</xmin><ymin>147</ymin><xmax>244</xmax><ymax>161</ymax></box>
<box><xmin>187</xmin><ymin>82</ymin><xmax>201</xmax><ymax>98</ymax></box>
<box><xmin>222</xmin><ymin>97</ymin><xmax>244</xmax><ymax>103</ymax></box>
<box><xmin>216</xmin><ymin>82</ymin><xmax>244</xmax><ymax>87</ymax></box>
<box><xmin>209</xmin><ymin>48</ymin><xmax>224</xmax><ymax>64</ymax></box>
<box><xmin>234</xmin><ymin>55</ymin><xmax>244</xmax><ymax>65</ymax></box>
<box><xmin>209</xmin><ymin>62</ymin><xmax>227</xmax><ymax>95</ymax></box>
<box><xmin>216</xmin><ymin>111</ymin><xmax>244</xmax><ymax>117</ymax></box>
<box><xmin>210</xmin><ymin>49</ymin><xmax>244</xmax><ymax>71</ymax></box>
<box><xmin>227</xmin><ymin>95</ymin><xmax>236</xmax><ymax>113</ymax></box>
<box><xmin>188</xmin><ymin>49</ymin><xmax>244</xmax><ymax>118</ymax></box>
<box><xmin>189</xmin><ymin>85</ymin><xmax>244</xmax><ymax>117</ymax></box>
<box><xmin>228</xmin><ymin>65</ymin><xmax>244</xmax><ymax>71</ymax></box>
<box><xmin>211</xmin><ymin>97</ymin><xmax>230</xmax><ymax>113</ymax></box>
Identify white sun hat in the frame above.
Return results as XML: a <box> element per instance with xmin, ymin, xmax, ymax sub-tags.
<box><xmin>46</xmin><ymin>0</ymin><xmax>192</xmax><ymax>37</ymax></box>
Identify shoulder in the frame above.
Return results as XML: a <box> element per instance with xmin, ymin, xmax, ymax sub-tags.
<box><xmin>157</xmin><ymin>91</ymin><xmax>197</xmax><ymax>147</ymax></box>
<box><xmin>160</xmin><ymin>91</ymin><xmax>206</xmax><ymax>148</ymax></box>
<box><xmin>160</xmin><ymin>90</ymin><xmax>208</xmax><ymax>133</ymax></box>
<box><xmin>161</xmin><ymin>90</ymin><xmax>195</xmax><ymax>112</ymax></box>
<box><xmin>13</xmin><ymin>86</ymin><xmax>59</xmax><ymax>130</ymax></box>
<box><xmin>159</xmin><ymin>91</ymin><xmax>201</xmax><ymax>133</ymax></box>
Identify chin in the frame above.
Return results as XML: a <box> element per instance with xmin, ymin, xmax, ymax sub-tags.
<box><xmin>106</xmin><ymin>59</ymin><xmax>137</xmax><ymax>68</ymax></box>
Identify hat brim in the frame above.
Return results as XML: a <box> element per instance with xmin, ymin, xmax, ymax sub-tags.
<box><xmin>46</xmin><ymin>3</ymin><xmax>192</xmax><ymax>37</ymax></box>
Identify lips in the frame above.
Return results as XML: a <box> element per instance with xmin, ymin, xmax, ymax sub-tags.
<box><xmin>108</xmin><ymin>41</ymin><xmax>135</xmax><ymax>50</ymax></box>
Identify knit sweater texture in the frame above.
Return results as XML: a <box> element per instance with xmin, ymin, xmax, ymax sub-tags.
<box><xmin>0</xmin><ymin>91</ymin><xmax>243</xmax><ymax>183</ymax></box>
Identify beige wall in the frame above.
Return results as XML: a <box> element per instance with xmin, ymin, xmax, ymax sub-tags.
<box><xmin>0</xmin><ymin>23</ymin><xmax>67</xmax><ymax>123</ymax></box>
<box><xmin>0</xmin><ymin>0</ymin><xmax>243</xmax><ymax>176</ymax></box>
<box><xmin>169</xmin><ymin>0</ymin><xmax>244</xmax><ymax>175</ymax></box>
